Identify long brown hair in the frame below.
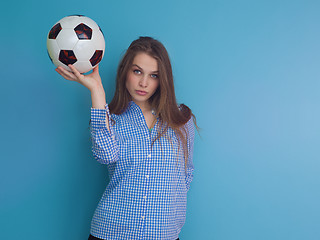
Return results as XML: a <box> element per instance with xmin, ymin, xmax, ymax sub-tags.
<box><xmin>109</xmin><ymin>36</ymin><xmax>197</xmax><ymax>166</ymax></box>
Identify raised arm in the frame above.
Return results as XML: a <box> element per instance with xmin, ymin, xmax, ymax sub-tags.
<box><xmin>56</xmin><ymin>64</ymin><xmax>118</xmax><ymax>164</ymax></box>
<box><xmin>56</xmin><ymin>64</ymin><xmax>110</xmax><ymax>131</ymax></box>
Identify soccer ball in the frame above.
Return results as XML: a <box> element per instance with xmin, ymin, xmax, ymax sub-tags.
<box><xmin>47</xmin><ymin>15</ymin><xmax>105</xmax><ymax>73</ymax></box>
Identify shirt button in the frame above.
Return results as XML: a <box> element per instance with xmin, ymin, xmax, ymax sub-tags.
<box><xmin>146</xmin><ymin>175</ymin><xmax>149</xmax><ymax>179</ymax></box>
<box><xmin>142</xmin><ymin>216</ymin><xmax>145</xmax><ymax>220</ymax></box>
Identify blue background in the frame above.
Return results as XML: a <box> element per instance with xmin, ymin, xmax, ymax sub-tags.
<box><xmin>1</xmin><ymin>0</ymin><xmax>320</xmax><ymax>239</ymax></box>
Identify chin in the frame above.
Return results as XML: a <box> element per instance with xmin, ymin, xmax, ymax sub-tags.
<box><xmin>133</xmin><ymin>95</ymin><xmax>151</xmax><ymax>103</ymax></box>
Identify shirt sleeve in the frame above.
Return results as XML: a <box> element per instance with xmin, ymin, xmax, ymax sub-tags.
<box><xmin>90</xmin><ymin>104</ymin><xmax>119</xmax><ymax>164</ymax></box>
<box><xmin>185</xmin><ymin>117</ymin><xmax>195</xmax><ymax>191</ymax></box>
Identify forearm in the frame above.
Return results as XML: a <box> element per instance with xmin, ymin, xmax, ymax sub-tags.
<box><xmin>90</xmin><ymin>108</ymin><xmax>119</xmax><ymax>164</ymax></box>
<box><xmin>91</xmin><ymin>84</ymin><xmax>106</xmax><ymax>109</ymax></box>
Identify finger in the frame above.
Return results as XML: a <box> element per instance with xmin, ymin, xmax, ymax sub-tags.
<box><xmin>55</xmin><ymin>67</ymin><xmax>69</xmax><ymax>79</ymax></box>
<box><xmin>92</xmin><ymin>65</ymin><xmax>100</xmax><ymax>77</ymax></box>
<box><xmin>93</xmin><ymin>64</ymin><xmax>99</xmax><ymax>73</ymax></box>
<box><xmin>68</xmin><ymin>64</ymin><xmax>84</xmax><ymax>81</ymax></box>
<box><xmin>56</xmin><ymin>67</ymin><xmax>73</xmax><ymax>80</ymax></box>
<box><xmin>56</xmin><ymin>66</ymin><xmax>77</xmax><ymax>81</ymax></box>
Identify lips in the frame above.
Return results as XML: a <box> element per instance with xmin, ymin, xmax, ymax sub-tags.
<box><xmin>135</xmin><ymin>90</ymin><xmax>147</xmax><ymax>96</ymax></box>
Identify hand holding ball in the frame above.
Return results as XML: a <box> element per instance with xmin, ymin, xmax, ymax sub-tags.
<box><xmin>47</xmin><ymin>15</ymin><xmax>105</xmax><ymax>73</ymax></box>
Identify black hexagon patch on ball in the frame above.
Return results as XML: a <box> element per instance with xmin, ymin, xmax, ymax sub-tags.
<box><xmin>48</xmin><ymin>23</ymin><xmax>62</xmax><ymax>39</ymax></box>
<box><xmin>59</xmin><ymin>50</ymin><xmax>77</xmax><ymax>65</ymax></box>
<box><xmin>90</xmin><ymin>50</ymin><xmax>103</xmax><ymax>67</ymax></box>
<box><xmin>74</xmin><ymin>23</ymin><xmax>92</xmax><ymax>39</ymax></box>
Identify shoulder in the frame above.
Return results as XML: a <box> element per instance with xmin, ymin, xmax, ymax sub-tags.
<box><xmin>185</xmin><ymin>115</ymin><xmax>195</xmax><ymax>135</ymax></box>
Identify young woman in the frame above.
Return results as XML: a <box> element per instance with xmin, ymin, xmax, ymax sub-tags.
<box><xmin>56</xmin><ymin>37</ymin><xmax>196</xmax><ymax>240</ymax></box>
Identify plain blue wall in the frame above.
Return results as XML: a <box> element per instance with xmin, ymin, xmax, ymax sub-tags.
<box><xmin>1</xmin><ymin>0</ymin><xmax>320</xmax><ymax>239</ymax></box>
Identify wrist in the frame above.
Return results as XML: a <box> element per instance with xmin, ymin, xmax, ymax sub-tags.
<box><xmin>90</xmin><ymin>83</ymin><xmax>105</xmax><ymax>95</ymax></box>
<box><xmin>91</xmin><ymin>87</ymin><xmax>106</xmax><ymax>109</ymax></box>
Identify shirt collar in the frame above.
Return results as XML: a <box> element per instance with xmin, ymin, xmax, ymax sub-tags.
<box><xmin>121</xmin><ymin>101</ymin><xmax>145</xmax><ymax>126</ymax></box>
<box><xmin>123</xmin><ymin>101</ymin><xmax>159</xmax><ymax>129</ymax></box>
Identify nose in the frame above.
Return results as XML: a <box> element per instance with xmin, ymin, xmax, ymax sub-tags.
<box><xmin>139</xmin><ymin>75</ymin><xmax>148</xmax><ymax>88</ymax></box>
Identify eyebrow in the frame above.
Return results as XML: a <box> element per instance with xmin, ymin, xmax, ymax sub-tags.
<box><xmin>132</xmin><ymin>64</ymin><xmax>159</xmax><ymax>73</ymax></box>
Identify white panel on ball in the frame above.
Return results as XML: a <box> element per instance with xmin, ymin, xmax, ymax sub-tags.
<box><xmin>56</xmin><ymin>29</ymin><xmax>79</xmax><ymax>50</ymax></box>
<box><xmin>47</xmin><ymin>39</ymin><xmax>60</xmax><ymax>60</ymax></box>
<box><xmin>73</xmin><ymin>40</ymin><xmax>95</xmax><ymax>61</ymax></box>
<box><xmin>52</xmin><ymin>59</ymin><xmax>63</xmax><ymax>70</ymax></box>
<box><xmin>91</xmin><ymin>29</ymin><xmax>105</xmax><ymax>50</ymax></box>
<box><xmin>59</xmin><ymin>16</ymin><xmax>82</xmax><ymax>29</ymax></box>
<box><xmin>73</xmin><ymin>61</ymin><xmax>93</xmax><ymax>73</ymax></box>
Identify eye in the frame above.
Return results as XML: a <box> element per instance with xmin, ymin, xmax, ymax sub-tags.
<box><xmin>133</xmin><ymin>69</ymin><xmax>142</xmax><ymax>74</ymax></box>
<box><xmin>151</xmin><ymin>74</ymin><xmax>158</xmax><ymax>79</ymax></box>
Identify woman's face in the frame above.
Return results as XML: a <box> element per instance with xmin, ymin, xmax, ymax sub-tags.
<box><xmin>126</xmin><ymin>52</ymin><xmax>160</xmax><ymax>107</ymax></box>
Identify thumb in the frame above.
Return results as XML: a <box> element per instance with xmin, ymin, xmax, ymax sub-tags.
<box><xmin>92</xmin><ymin>65</ymin><xmax>99</xmax><ymax>74</ymax></box>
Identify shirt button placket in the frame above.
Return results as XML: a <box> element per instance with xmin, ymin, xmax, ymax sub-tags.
<box><xmin>142</xmin><ymin>153</ymin><xmax>151</xmax><ymax>224</ymax></box>
<box><xmin>142</xmin><ymin>133</ymin><xmax>151</xmax><ymax>225</ymax></box>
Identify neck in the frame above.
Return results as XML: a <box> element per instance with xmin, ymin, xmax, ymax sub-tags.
<box><xmin>134</xmin><ymin>100</ymin><xmax>152</xmax><ymax>113</ymax></box>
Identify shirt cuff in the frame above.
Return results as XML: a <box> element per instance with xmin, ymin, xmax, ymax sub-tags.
<box><xmin>90</xmin><ymin>108</ymin><xmax>108</xmax><ymax>129</ymax></box>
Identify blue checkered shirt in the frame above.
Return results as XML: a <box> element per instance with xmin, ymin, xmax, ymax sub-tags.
<box><xmin>89</xmin><ymin>101</ymin><xmax>195</xmax><ymax>240</ymax></box>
